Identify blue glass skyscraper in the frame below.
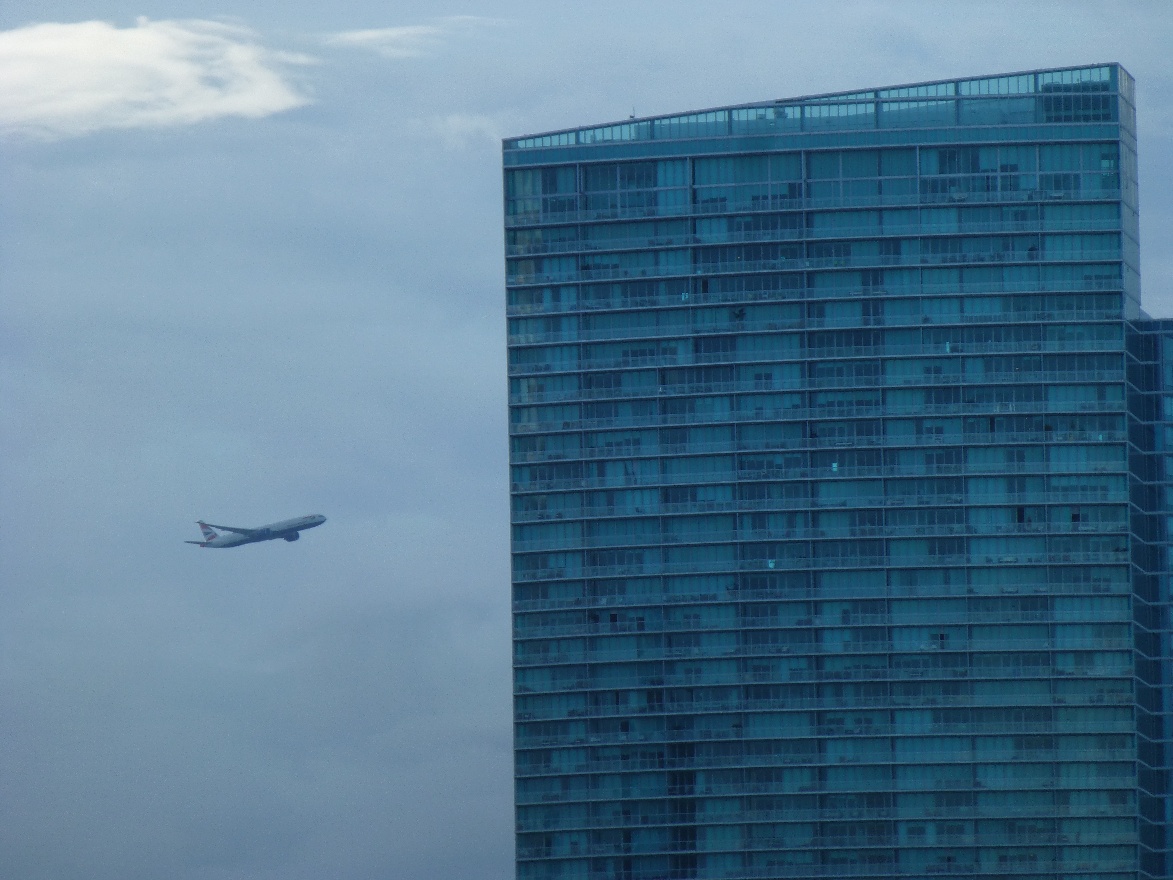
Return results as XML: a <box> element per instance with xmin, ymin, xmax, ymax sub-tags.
<box><xmin>504</xmin><ymin>65</ymin><xmax>1168</xmax><ymax>879</ymax></box>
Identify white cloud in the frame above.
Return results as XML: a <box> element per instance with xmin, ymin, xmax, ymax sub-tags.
<box><xmin>0</xmin><ymin>18</ymin><xmax>312</xmax><ymax>139</ymax></box>
<box><xmin>324</xmin><ymin>16</ymin><xmax>501</xmax><ymax>59</ymax></box>
<box><xmin>324</xmin><ymin>25</ymin><xmax>446</xmax><ymax>59</ymax></box>
<box><xmin>419</xmin><ymin>112</ymin><xmax>508</xmax><ymax>150</ymax></box>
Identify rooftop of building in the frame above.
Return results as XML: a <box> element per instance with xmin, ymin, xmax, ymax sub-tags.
<box><xmin>505</xmin><ymin>63</ymin><xmax>1131</xmax><ymax>152</ymax></box>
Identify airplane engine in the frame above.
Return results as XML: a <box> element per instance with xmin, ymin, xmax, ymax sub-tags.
<box><xmin>284</xmin><ymin>533</ymin><xmax>300</xmax><ymax>542</ymax></box>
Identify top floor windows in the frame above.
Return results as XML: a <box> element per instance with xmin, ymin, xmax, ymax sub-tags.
<box><xmin>582</xmin><ymin>160</ymin><xmax>689</xmax><ymax>191</ymax></box>
<box><xmin>506</xmin><ymin>66</ymin><xmax>1123</xmax><ymax>150</ymax></box>
<box><xmin>1041</xmin><ymin>83</ymin><xmax>1116</xmax><ymax>124</ymax></box>
<box><xmin>920</xmin><ymin>145</ymin><xmax>1038</xmax><ymax>176</ymax></box>
<box><xmin>505</xmin><ymin>166</ymin><xmax>577</xmax><ymax>219</ymax></box>
<box><xmin>694</xmin><ymin>154</ymin><xmax>800</xmax><ymax>185</ymax></box>
<box><xmin>506</xmin><ymin>166</ymin><xmax>576</xmax><ymax>198</ymax></box>
<box><xmin>808</xmin><ymin>149</ymin><xmax>916</xmax><ymax>179</ymax></box>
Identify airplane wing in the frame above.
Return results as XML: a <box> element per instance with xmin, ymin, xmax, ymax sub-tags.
<box><xmin>199</xmin><ymin>522</ymin><xmax>259</xmax><ymax>536</ymax></box>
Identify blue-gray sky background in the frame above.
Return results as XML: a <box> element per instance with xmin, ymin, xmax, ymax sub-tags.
<box><xmin>2</xmin><ymin>3</ymin><xmax>1171</xmax><ymax>878</ymax></box>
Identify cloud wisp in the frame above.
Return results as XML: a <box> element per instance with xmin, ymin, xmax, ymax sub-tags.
<box><xmin>0</xmin><ymin>17</ymin><xmax>312</xmax><ymax>139</ymax></box>
<box><xmin>324</xmin><ymin>15</ymin><xmax>500</xmax><ymax>60</ymax></box>
<box><xmin>417</xmin><ymin>112</ymin><xmax>509</xmax><ymax>150</ymax></box>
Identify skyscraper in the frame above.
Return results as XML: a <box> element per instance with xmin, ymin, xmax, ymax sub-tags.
<box><xmin>504</xmin><ymin>65</ymin><xmax>1168</xmax><ymax>879</ymax></box>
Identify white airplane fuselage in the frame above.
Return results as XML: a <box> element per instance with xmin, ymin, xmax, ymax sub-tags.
<box><xmin>187</xmin><ymin>514</ymin><xmax>327</xmax><ymax>548</ymax></box>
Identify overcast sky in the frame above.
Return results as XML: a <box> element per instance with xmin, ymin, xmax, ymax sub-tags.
<box><xmin>1</xmin><ymin>3</ymin><xmax>1171</xmax><ymax>879</ymax></box>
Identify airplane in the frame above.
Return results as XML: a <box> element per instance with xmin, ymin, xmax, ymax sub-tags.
<box><xmin>185</xmin><ymin>514</ymin><xmax>327</xmax><ymax>548</ymax></box>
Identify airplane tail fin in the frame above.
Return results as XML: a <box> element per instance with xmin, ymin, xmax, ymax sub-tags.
<box><xmin>197</xmin><ymin>521</ymin><xmax>218</xmax><ymax>541</ymax></box>
<box><xmin>184</xmin><ymin>540</ymin><xmax>206</xmax><ymax>546</ymax></box>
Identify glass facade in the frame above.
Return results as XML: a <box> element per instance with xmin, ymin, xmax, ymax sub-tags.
<box><xmin>505</xmin><ymin>65</ymin><xmax>1169</xmax><ymax>879</ymax></box>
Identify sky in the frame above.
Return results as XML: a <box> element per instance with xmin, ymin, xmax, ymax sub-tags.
<box><xmin>1</xmin><ymin>2</ymin><xmax>1171</xmax><ymax>878</ymax></box>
